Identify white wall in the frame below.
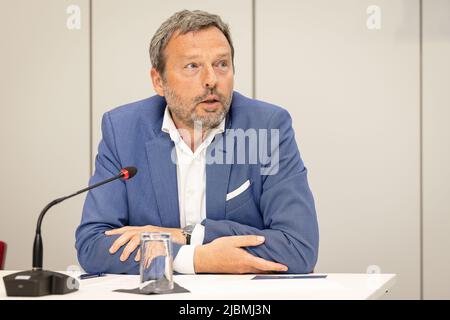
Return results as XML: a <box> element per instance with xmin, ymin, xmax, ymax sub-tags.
<box><xmin>423</xmin><ymin>0</ymin><xmax>450</xmax><ymax>300</ymax></box>
<box><xmin>0</xmin><ymin>0</ymin><xmax>90</xmax><ymax>271</ymax></box>
<box><xmin>255</xmin><ymin>0</ymin><xmax>421</xmax><ymax>299</ymax></box>
<box><xmin>0</xmin><ymin>0</ymin><xmax>449</xmax><ymax>299</ymax></box>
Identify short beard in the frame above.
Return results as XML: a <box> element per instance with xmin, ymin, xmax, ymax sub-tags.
<box><xmin>163</xmin><ymin>84</ymin><xmax>232</xmax><ymax>130</ymax></box>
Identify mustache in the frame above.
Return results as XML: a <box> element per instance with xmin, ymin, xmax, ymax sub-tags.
<box><xmin>192</xmin><ymin>89</ymin><xmax>227</xmax><ymax>105</ymax></box>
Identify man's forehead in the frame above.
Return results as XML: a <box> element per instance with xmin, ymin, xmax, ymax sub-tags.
<box><xmin>172</xmin><ymin>26</ymin><xmax>224</xmax><ymax>41</ymax></box>
<box><xmin>166</xmin><ymin>27</ymin><xmax>231</xmax><ymax>55</ymax></box>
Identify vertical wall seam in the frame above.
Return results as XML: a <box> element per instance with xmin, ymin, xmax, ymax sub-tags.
<box><xmin>419</xmin><ymin>0</ymin><xmax>424</xmax><ymax>300</ymax></box>
<box><xmin>89</xmin><ymin>0</ymin><xmax>93</xmax><ymax>176</ymax></box>
<box><xmin>252</xmin><ymin>0</ymin><xmax>256</xmax><ymax>99</ymax></box>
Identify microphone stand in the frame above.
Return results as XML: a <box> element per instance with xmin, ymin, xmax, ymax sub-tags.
<box><xmin>3</xmin><ymin>167</ymin><xmax>136</xmax><ymax>296</ymax></box>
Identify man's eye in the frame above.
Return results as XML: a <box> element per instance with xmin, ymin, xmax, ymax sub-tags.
<box><xmin>185</xmin><ymin>63</ymin><xmax>198</xmax><ymax>69</ymax></box>
<box><xmin>217</xmin><ymin>60</ymin><xmax>228</xmax><ymax>68</ymax></box>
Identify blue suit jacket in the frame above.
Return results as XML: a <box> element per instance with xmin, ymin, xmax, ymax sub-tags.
<box><xmin>75</xmin><ymin>91</ymin><xmax>319</xmax><ymax>274</ymax></box>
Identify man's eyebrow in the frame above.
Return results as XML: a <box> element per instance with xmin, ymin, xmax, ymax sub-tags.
<box><xmin>215</xmin><ymin>53</ymin><xmax>231</xmax><ymax>59</ymax></box>
<box><xmin>181</xmin><ymin>54</ymin><xmax>200</xmax><ymax>60</ymax></box>
<box><xmin>181</xmin><ymin>52</ymin><xmax>231</xmax><ymax>60</ymax></box>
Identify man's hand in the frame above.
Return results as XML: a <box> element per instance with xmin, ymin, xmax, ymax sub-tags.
<box><xmin>105</xmin><ymin>225</ymin><xmax>185</xmax><ymax>262</ymax></box>
<box><xmin>194</xmin><ymin>235</ymin><xmax>288</xmax><ymax>274</ymax></box>
<box><xmin>142</xmin><ymin>241</ymin><xmax>167</xmax><ymax>269</ymax></box>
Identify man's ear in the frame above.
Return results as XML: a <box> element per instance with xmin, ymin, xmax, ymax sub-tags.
<box><xmin>150</xmin><ymin>68</ymin><xmax>164</xmax><ymax>96</ymax></box>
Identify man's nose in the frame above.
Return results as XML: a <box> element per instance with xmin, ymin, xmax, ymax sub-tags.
<box><xmin>202</xmin><ymin>65</ymin><xmax>217</xmax><ymax>89</ymax></box>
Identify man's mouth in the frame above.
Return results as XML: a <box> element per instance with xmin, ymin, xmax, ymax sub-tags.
<box><xmin>201</xmin><ymin>95</ymin><xmax>220</xmax><ymax>104</ymax></box>
<box><xmin>200</xmin><ymin>96</ymin><xmax>220</xmax><ymax>110</ymax></box>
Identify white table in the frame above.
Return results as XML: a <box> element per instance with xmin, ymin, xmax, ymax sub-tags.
<box><xmin>0</xmin><ymin>271</ymin><xmax>396</xmax><ymax>300</ymax></box>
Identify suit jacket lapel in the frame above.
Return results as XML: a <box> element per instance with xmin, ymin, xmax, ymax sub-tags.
<box><xmin>205</xmin><ymin>115</ymin><xmax>233</xmax><ymax>221</ymax></box>
<box><xmin>145</xmin><ymin>133</ymin><xmax>180</xmax><ymax>228</ymax></box>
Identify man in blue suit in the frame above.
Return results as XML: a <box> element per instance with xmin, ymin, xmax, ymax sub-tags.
<box><xmin>76</xmin><ymin>10</ymin><xmax>319</xmax><ymax>275</ymax></box>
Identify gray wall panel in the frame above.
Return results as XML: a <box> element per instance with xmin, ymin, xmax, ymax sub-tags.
<box><xmin>256</xmin><ymin>0</ymin><xmax>420</xmax><ymax>299</ymax></box>
<box><xmin>0</xmin><ymin>0</ymin><xmax>90</xmax><ymax>270</ymax></box>
<box><xmin>423</xmin><ymin>0</ymin><xmax>450</xmax><ymax>300</ymax></box>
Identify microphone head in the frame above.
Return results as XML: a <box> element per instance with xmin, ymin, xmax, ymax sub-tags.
<box><xmin>120</xmin><ymin>167</ymin><xmax>138</xmax><ymax>180</ymax></box>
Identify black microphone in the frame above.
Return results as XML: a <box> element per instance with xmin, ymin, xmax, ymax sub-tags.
<box><xmin>3</xmin><ymin>166</ymin><xmax>138</xmax><ymax>297</ymax></box>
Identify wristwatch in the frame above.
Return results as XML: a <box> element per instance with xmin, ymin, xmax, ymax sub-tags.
<box><xmin>182</xmin><ymin>224</ymin><xmax>195</xmax><ymax>245</ymax></box>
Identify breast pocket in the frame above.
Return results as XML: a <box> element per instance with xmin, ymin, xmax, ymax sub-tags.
<box><xmin>225</xmin><ymin>179</ymin><xmax>264</xmax><ymax>229</ymax></box>
<box><xmin>225</xmin><ymin>179</ymin><xmax>253</xmax><ymax>212</ymax></box>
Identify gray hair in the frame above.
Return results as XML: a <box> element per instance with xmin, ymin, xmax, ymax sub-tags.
<box><xmin>149</xmin><ymin>10</ymin><xmax>235</xmax><ymax>76</ymax></box>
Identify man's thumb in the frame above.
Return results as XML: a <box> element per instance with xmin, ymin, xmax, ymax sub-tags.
<box><xmin>229</xmin><ymin>235</ymin><xmax>265</xmax><ymax>248</ymax></box>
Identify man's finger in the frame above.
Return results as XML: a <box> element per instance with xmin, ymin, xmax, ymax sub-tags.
<box><xmin>105</xmin><ymin>226</ymin><xmax>132</xmax><ymax>236</ymax></box>
<box><xmin>120</xmin><ymin>235</ymin><xmax>141</xmax><ymax>262</ymax></box>
<box><xmin>224</xmin><ymin>235</ymin><xmax>266</xmax><ymax>248</ymax></box>
<box><xmin>134</xmin><ymin>249</ymin><xmax>141</xmax><ymax>262</ymax></box>
<box><xmin>249</xmin><ymin>256</ymin><xmax>288</xmax><ymax>272</ymax></box>
<box><xmin>109</xmin><ymin>231</ymin><xmax>134</xmax><ymax>254</ymax></box>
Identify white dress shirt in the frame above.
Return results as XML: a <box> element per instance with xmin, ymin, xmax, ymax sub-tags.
<box><xmin>161</xmin><ymin>106</ymin><xmax>225</xmax><ymax>274</ymax></box>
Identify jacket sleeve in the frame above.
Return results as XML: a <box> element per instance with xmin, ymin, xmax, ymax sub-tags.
<box><xmin>202</xmin><ymin>109</ymin><xmax>319</xmax><ymax>274</ymax></box>
<box><xmin>75</xmin><ymin>112</ymin><xmax>181</xmax><ymax>274</ymax></box>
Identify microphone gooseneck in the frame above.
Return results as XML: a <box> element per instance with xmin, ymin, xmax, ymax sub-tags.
<box><xmin>4</xmin><ymin>164</ymin><xmax>138</xmax><ymax>297</ymax></box>
<box><xmin>32</xmin><ymin>166</ymin><xmax>137</xmax><ymax>270</ymax></box>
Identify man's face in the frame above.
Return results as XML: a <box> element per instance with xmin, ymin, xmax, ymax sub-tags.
<box><xmin>152</xmin><ymin>26</ymin><xmax>234</xmax><ymax>130</ymax></box>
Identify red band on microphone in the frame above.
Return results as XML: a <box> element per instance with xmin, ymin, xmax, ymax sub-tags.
<box><xmin>120</xmin><ymin>169</ymin><xmax>130</xmax><ymax>180</ymax></box>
